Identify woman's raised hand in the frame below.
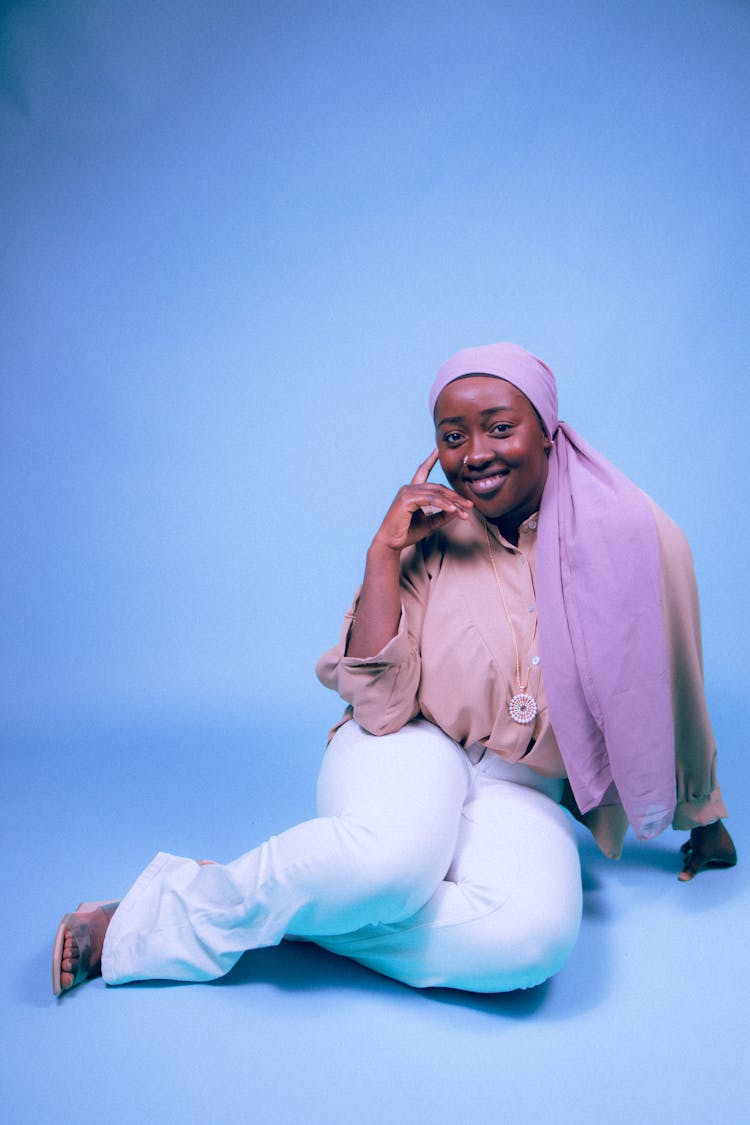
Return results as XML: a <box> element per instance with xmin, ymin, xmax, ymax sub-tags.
<box><xmin>372</xmin><ymin>450</ymin><xmax>473</xmax><ymax>553</ymax></box>
<box><xmin>346</xmin><ymin>452</ymin><xmax>473</xmax><ymax>659</ymax></box>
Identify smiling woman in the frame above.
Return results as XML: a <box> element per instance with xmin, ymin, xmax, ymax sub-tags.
<box><xmin>52</xmin><ymin>342</ymin><xmax>737</xmax><ymax>999</ymax></box>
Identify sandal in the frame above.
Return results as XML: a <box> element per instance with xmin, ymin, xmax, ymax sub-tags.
<box><xmin>52</xmin><ymin>901</ymin><xmax>119</xmax><ymax>997</ymax></box>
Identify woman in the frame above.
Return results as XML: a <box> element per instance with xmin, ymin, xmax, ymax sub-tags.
<box><xmin>53</xmin><ymin>342</ymin><xmax>736</xmax><ymax>997</ymax></box>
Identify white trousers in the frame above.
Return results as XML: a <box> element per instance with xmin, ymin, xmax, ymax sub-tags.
<box><xmin>101</xmin><ymin>719</ymin><xmax>582</xmax><ymax>992</ymax></box>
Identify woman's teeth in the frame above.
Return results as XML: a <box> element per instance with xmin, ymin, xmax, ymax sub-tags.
<box><xmin>471</xmin><ymin>474</ymin><xmax>506</xmax><ymax>492</ymax></box>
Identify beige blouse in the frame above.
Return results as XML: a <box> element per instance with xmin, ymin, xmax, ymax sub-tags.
<box><xmin>316</xmin><ymin>503</ymin><xmax>727</xmax><ymax>858</ymax></box>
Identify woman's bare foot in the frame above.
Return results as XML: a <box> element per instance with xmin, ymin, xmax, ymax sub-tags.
<box><xmin>678</xmin><ymin>821</ymin><xmax>737</xmax><ymax>881</ymax></box>
<box><xmin>54</xmin><ymin>902</ymin><xmax>119</xmax><ymax>996</ymax></box>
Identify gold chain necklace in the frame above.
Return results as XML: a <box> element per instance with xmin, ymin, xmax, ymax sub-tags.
<box><xmin>483</xmin><ymin>520</ymin><xmax>539</xmax><ymax>725</ymax></box>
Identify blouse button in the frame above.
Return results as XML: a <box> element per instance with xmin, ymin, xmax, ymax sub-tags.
<box><xmin>531</xmin><ymin>655</ymin><xmax>541</xmax><ymax>665</ymax></box>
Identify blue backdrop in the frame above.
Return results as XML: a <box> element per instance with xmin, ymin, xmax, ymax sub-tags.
<box><xmin>3</xmin><ymin>0</ymin><xmax>747</xmax><ymax>735</ymax></box>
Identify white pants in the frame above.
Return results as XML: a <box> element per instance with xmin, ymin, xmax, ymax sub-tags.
<box><xmin>101</xmin><ymin>719</ymin><xmax>582</xmax><ymax>992</ymax></box>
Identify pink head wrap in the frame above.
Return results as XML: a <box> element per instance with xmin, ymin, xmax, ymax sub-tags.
<box><xmin>430</xmin><ymin>343</ymin><xmax>675</xmax><ymax>840</ymax></box>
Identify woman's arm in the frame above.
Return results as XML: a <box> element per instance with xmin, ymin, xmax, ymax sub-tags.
<box><xmin>316</xmin><ymin>450</ymin><xmax>473</xmax><ymax>736</ymax></box>
<box><xmin>346</xmin><ymin>449</ymin><xmax>473</xmax><ymax>658</ymax></box>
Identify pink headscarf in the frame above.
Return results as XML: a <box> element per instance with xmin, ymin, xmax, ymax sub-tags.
<box><xmin>430</xmin><ymin>343</ymin><xmax>675</xmax><ymax>840</ymax></box>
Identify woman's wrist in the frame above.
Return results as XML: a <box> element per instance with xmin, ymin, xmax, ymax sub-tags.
<box><xmin>367</xmin><ymin>535</ymin><xmax>403</xmax><ymax>567</ymax></box>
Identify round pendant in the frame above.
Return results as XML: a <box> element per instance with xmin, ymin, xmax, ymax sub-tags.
<box><xmin>508</xmin><ymin>692</ymin><xmax>538</xmax><ymax>725</ymax></box>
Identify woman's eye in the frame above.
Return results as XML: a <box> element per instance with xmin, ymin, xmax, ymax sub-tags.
<box><xmin>442</xmin><ymin>431</ymin><xmax>464</xmax><ymax>446</ymax></box>
<box><xmin>491</xmin><ymin>423</ymin><xmax>512</xmax><ymax>436</ymax></box>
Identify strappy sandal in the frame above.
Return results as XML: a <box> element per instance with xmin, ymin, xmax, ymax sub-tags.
<box><xmin>52</xmin><ymin>901</ymin><xmax>119</xmax><ymax>997</ymax></box>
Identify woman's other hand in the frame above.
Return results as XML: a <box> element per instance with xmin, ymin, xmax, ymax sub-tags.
<box><xmin>372</xmin><ymin>450</ymin><xmax>473</xmax><ymax>553</ymax></box>
<box><xmin>678</xmin><ymin>821</ymin><xmax>737</xmax><ymax>881</ymax></box>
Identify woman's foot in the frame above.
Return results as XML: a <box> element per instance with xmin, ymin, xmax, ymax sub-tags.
<box><xmin>53</xmin><ymin>901</ymin><xmax>119</xmax><ymax>996</ymax></box>
<box><xmin>678</xmin><ymin>821</ymin><xmax>737</xmax><ymax>881</ymax></box>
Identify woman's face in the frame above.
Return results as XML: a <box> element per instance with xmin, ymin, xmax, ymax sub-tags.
<box><xmin>434</xmin><ymin>375</ymin><xmax>551</xmax><ymax>536</ymax></box>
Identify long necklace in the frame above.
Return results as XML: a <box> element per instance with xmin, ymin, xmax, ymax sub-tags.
<box><xmin>483</xmin><ymin>520</ymin><xmax>539</xmax><ymax>725</ymax></box>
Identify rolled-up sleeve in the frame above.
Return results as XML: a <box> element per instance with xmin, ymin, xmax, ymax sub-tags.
<box><xmin>649</xmin><ymin>499</ymin><xmax>731</xmax><ymax>832</ymax></box>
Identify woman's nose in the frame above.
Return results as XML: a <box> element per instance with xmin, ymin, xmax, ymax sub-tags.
<box><xmin>463</xmin><ymin>437</ymin><xmax>494</xmax><ymax>467</ymax></box>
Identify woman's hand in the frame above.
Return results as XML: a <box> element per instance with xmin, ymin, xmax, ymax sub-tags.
<box><xmin>372</xmin><ymin>449</ymin><xmax>474</xmax><ymax>553</ymax></box>
<box><xmin>678</xmin><ymin>820</ymin><xmax>737</xmax><ymax>881</ymax></box>
<box><xmin>345</xmin><ymin>452</ymin><xmax>472</xmax><ymax>660</ymax></box>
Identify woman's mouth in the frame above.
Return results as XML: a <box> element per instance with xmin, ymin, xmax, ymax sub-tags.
<box><xmin>464</xmin><ymin>471</ymin><xmax>509</xmax><ymax>497</ymax></box>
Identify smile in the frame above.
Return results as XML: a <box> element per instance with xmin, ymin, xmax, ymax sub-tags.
<box><xmin>464</xmin><ymin>471</ymin><xmax>509</xmax><ymax>496</ymax></box>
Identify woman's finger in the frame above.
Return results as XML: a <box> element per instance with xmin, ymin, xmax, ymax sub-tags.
<box><xmin>410</xmin><ymin>449</ymin><xmax>440</xmax><ymax>485</ymax></box>
<box><xmin>398</xmin><ymin>483</ymin><xmax>473</xmax><ymax>512</ymax></box>
<box><xmin>423</xmin><ymin>507</ymin><xmax>465</xmax><ymax>533</ymax></box>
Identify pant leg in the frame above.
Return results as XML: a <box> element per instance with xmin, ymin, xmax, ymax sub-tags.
<box><xmin>101</xmin><ymin>719</ymin><xmax>470</xmax><ymax>984</ymax></box>
<box><xmin>313</xmin><ymin>761</ymin><xmax>582</xmax><ymax>992</ymax></box>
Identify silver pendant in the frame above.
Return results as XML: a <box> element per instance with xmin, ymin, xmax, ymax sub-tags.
<box><xmin>508</xmin><ymin>692</ymin><xmax>538</xmax><ymax>725</ymax></box>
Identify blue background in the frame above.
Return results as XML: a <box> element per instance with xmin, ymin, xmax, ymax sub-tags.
<box><xmin>2</xmin><ymin>2</ymin><xmax>748</xmax><ymax>1123</ymax></box>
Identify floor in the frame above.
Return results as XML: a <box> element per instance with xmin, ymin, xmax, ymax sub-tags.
<box><xmin>4</xmin><ymin>696</ymin><xmax>747</xmax><ymax>1125</ymax></box>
